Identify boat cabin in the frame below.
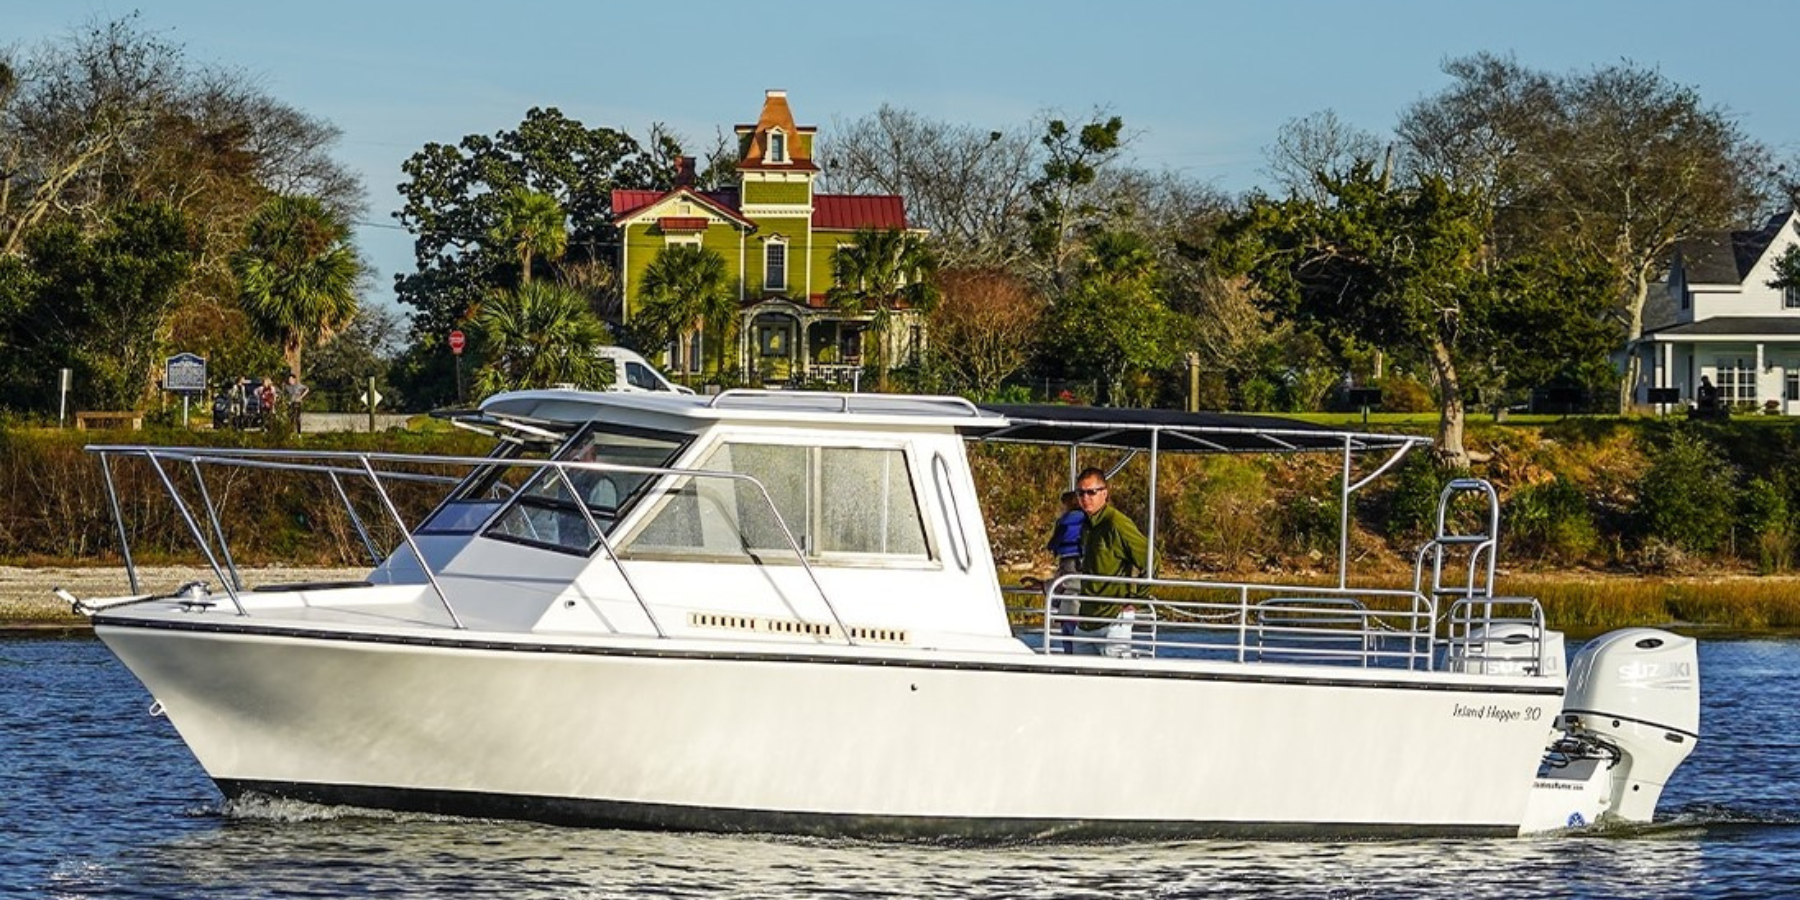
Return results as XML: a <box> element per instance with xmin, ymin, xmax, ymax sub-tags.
<box><xmin>382</xmin><ymin>389</ymin><xmax>1018</xmax><ymax>650</ymax></box>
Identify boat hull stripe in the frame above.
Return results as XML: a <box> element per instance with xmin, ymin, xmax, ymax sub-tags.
<box><xmin>217</xmin><ymin>779</ymin><xmax>1519</xmax><ymax>841</ymax></box>
<box><xmin>94</xmin><ymin>616</ymin><xmax>1565</xmax><ymax>696</ymax></box>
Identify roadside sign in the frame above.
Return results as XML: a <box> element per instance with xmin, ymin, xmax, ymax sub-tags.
<box><xmin>164</xmin><ymin>352</ymin><xmax>207</xmax><ymax>395</ymax></box>
<box><xmin>361</xmin><ymin>388</ymin><xmax>384</xmax><ymax>409</ymax></box>
<box><xmin>448</xmin><ymin>330</ymin><xmax>466</xmax><ymax>355</ymax></box>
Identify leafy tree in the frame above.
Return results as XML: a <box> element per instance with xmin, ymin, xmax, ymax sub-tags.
<box><xmin>633</xmin><ymin>244</ymin><xmax>734</xmax><ymax>377</ymax></box>
<box><xmin>928</xmin><ymin>269</ymin><xmax>1045</xmax><ymax>398</ymax></box>
<box><xmin>394</xmin><ymin>108</ymin><xmax>670</xmax><ymax>340</ymax></box>
<box><xmin>0</xmin><ymin>202</ymin><xmax>194</xmax><ymax>410</ymax></box>
<box><xmin>1025</xmin><ymin>114</ymin><xmax>1126</xmax><ymax>291</ymax></box>
<box><xmin>1046</xmin><ymin>229</ymin><xmax>1184</xmax><ymax>406</ymax></box>
<box><xmin>828</xmin><ymin>227</ymin><xmax>941</xmax><ymax>392</ymax></box>
<box><xmin>487</xmin><ymin>188</ymin><xmax>567</xmax><ymax>287</ymax></box>
<box><xmin>307</xmin><ymin>306</ymin><xmax>404</xmax><ymax>412</ymax></box>
<box><xmin>1400</xmin><ymin>54</ymin><xmax>1768</xmax><ymax>407</ymax></box>
<box><xmin>232</xmin><ymin>195</ymin><xmax>362</xmax><ymax>379</ymax></box>
<box><xmin>1772</xmin><ymin>245</ymin><xmax>1800</xmax><ymax>296</ymax></box>
<box><xmin>472</xmin><ymin>281</ymin><xmax>611</xmax><ymax>397</ymax></box>
<box><xmin>1213</xmin><ymin>166</ymin><xmax>1611</xmax><ymax>467</ymax></box>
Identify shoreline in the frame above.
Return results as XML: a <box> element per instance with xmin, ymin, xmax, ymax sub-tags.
<box><xmin>8</xmin><ymin>564</ymin><xmax>1800</xmax><ymax>637</ymax></box>
<box><xmin>0</xmin><ymin>565</ymin><xmax>369</xmax><ymax>631</ymax></box>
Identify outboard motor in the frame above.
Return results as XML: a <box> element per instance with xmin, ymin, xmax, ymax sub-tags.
<box><xmin>1561</xmin><ymin>628</ymin><xmax>1699</xmax><ymax>823</ymax></box>
<box><xmin>1444</xmin><ymin>623</ymin><xmax>1565</xmax><ymax>678</ymax></box>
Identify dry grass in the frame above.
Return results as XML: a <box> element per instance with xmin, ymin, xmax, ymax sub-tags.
<box><xmin>1504</xmin><ymin>572</ymin><xmax>1800</xmax><ymax>634</ymax></box>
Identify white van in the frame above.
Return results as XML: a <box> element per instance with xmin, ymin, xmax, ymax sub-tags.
<box><xmin>594</xmin><ymin>347</ymin><xmax>694</xmax><ymax>394</ymax></box>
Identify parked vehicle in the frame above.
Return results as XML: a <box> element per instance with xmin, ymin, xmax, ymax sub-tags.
<box><xmin>594</xmin><ymin>347</ymin><xmax>694</xmax><ymax>394</ymax></box>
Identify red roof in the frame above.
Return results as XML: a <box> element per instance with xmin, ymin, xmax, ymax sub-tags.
<box><xmin>611</xmin><ymin>189</ymin><xmax>662</xmax><ymax>218</ymax></box>
<box><xmin>611</xmin><ymin>187</ymin><xmax>753</xmax><ymax>228</ymax></box>
<box><xmin>613</xmin><ymin>189</ymin><xmax>907</xmax><ymax>232</ymax></box>
<box><xmin>813</xmin><ymin>194</ymin><xmax>907</xmax><ymax>230</ymax></box>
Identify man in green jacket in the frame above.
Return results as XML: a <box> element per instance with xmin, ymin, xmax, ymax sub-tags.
<box><xmin>1072</xmin><ymin>467</ymin><xmax>1148</xmax><ymax>656</ymax></box>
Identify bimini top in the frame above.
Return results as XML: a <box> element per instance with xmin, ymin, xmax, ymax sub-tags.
<box><xmin>975</xmin><ymin>403</ymin><xmax>1428</xmax><ymax>454</ymax></box>
<box><xmin>440</xmin><ymin>389</ymin><xmax>1423</xmax><ymax>455</ymax></box>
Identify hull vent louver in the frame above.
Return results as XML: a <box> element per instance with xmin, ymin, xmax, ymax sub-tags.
<box><xmin>688</xmin><ymin>612</ymin><xmax>907</xmax><ymax>644</ymax></box>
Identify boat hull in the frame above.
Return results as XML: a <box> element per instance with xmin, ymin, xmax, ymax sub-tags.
<box><xmin>97</xmin><ymin>618</ymin><xmax>1562</xmax><ymax>840</ymax></box>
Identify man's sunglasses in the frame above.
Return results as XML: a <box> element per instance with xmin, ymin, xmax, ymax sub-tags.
<box><xmin>1076</xmin><ymin>487</ymin><xmax>1107</xmax><ymax>497</ymax></box>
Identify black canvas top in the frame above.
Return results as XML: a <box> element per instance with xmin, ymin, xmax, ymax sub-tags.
<box><xmin>972</xmin><ymin>404</ymin><xmax>1427</xmax><ymax>454</ymax></box>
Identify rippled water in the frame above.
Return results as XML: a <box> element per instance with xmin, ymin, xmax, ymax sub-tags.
<box><xmin>3</xmin><ymin>636</ymin><xmax>1797</xmax><ymax>898</ymax></box>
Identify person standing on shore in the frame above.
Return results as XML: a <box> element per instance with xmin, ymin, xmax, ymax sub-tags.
<box><xmin>285</xmin><ymin>373</ymin><xmax>310</xmax><ymax>432</ymax></box>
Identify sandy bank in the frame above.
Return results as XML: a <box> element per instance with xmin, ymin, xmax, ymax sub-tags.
<box><xmin>0</xmin><ymin>565</ymin><xmax>368</xmax><ymax>628</ymax></box>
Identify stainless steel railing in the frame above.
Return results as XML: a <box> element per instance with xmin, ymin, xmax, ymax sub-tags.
<box><xmin>85</xmin><ymin>445</ymin><xmax>853</xmax><ymax>643</ymax></box>
<box><xmin>1007</xmin><ymin>573</ymin><xmax>1507</xmax><ymax>672</ymax></box>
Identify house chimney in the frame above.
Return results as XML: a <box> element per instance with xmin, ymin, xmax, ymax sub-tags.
<box><xmin>674</xmin><ymin>155</ymin><xmax>696</xmax><ymax>188</ymax></box>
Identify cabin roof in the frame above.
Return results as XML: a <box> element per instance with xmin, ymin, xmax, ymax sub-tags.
<box><xmin>472</xmin><ymin>388</ymin><xmax>1001</xmax><ymax>435</ymax></box>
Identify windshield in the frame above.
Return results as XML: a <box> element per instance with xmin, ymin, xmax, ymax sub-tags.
<box><xmin>483</xmin><ymin>424</ymin><xmax>689</xmax><ymax>554</ymax></box>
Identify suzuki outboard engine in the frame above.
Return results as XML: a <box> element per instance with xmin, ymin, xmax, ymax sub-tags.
<box><xmin>1561</xmin><ymin>627</ymin><xmax>1699</xmax><ymax>823</ymax></box>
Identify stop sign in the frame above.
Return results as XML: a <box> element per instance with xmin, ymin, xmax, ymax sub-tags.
<box><xmin>448</xmin><ymin>330</ymin><xmax>465</xmax><ymax>355</ymax></box>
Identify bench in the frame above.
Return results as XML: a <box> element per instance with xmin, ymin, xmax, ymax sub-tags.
<box><xmin>74</xmin><ymin>411</ymin><xmax>144</xmax><ymax>431</ymax></box>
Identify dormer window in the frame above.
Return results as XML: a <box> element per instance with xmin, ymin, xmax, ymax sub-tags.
<box><xmin>1786</xmin><ymin>284</ymin><xmax>1800</xmax><ymax>309</ymax></box>
<box><xmin>767</xmin><ymin>129</ymin><xmax>787</xmax><ymax>164</ymax></box>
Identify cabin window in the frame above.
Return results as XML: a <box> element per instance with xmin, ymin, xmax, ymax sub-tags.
<box><xmin>416</xmin><ymin>442</ymin><xmax>536</xmax><ymax>535</ymax></box>
<box><xmin>483</xmin><ymin>424</ymin><xmax>688</xmax><ymax>554</ymax></box>
<box><xmin>626</xmin><ymin>442</ymin><xmax>930</xmax><ymax>564</ymax></box>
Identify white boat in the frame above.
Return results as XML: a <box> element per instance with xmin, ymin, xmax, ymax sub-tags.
<box><xmin>73</xmin><ymin>390</ymin><xmax>1699</xmax><ymax>839</ymax></box>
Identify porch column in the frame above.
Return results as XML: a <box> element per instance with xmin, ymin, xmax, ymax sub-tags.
<box><xmin>1758</xmin><ymin>343</ymin><xmax>1768</xmax><ymax>403</ymax></box>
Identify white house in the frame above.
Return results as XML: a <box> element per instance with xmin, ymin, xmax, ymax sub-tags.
<box><xmin>1638</xmin><ymin>210</ymin><xmax>1800</xmax><ymax>412</ymax></box>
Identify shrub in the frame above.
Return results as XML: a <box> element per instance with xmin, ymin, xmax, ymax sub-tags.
<box><xmin>1634</xmin><ymin>429</ymin><xmax>1736</xmax><ymax>556</ymax></box>
<box><xmin>1505</xmin><ymin>477</ymin><xmax>1598</xmax><ymax>564</ymax></box>
<box><xmin>1373</xmin><ymin>453</ymin><xmax>1456</xmax><ymax>541</ymax></box>
<box><xmin>1740</xmin><ymin>475</ymin><xmax>1793</xmax><ymax>574</ymax></box>
<box><xmin>1376</xmin><ymin>375</ymin><xmax>1434</xmax><ymax>413</ymax></box>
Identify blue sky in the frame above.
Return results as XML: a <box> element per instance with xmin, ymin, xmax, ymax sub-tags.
<box><xmin>14</xmin><ymin>1</ymin><xmax>1800</xmax><ymax>308</ymax></box>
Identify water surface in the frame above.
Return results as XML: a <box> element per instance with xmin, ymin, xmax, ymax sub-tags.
<box><xmin>2</xmin><ymin>637</ymin><xmax>1795</xmax><ymax>898</ymax></box>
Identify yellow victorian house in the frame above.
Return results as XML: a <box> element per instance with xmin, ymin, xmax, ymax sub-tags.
<box><xmin>613</xmin><ymin>90</ymin><xmax>924</xmax><ymax>385</ymax></box>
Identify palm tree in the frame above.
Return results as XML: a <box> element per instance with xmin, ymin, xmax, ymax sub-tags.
<box><xmin>472</xmin><ymin>281</ymin><xmax>610</xmax><ymax>396</ymax></box>
<box><xmin>232</xmin><ymin>194</ymin><xmax>361</xmax><ymax>379</ymax></box>
<box><xmin>828</xmin><ymin>227</ymin><xmax>940</xmax><ymax>392</ymax></box>
<box><xmin>636</xmin><ymin>244</ymin><xmax>734</xmax><ymax>377</ymax></box>
<box><xmin>488</xmin><ymin>188</ymin><xmax>568</xmax><ymax>286</ymax></box>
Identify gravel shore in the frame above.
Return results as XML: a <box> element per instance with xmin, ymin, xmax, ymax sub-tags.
<box><xmin>0</xmin><ymin>565</ymin><xmax>368</xmax><ymax>628</ymax></box>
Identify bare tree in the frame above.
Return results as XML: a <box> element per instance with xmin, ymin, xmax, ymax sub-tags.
<box><xmin>819</xmin><ymin>105</ymin><xmax>1038</xmax><ymax>271</ymax></box>
<box><xmin>2</xmin><ymin>14</ymin><xmax>364</xmax><ymax>257</ymax></box>
<box><xmin>1263</xmin><ymin>110</ymin><xmax>1387</xmax><ymax>203</ymax></box>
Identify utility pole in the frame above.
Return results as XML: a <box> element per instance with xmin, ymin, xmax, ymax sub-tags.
<box><xmin>1186</xmin><ymin>352</ymin><xmax>1200</xmax><ymax>413</ymax></box>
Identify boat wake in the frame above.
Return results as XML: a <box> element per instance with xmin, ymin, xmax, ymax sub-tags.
<box><xmin>1652</xmin><ymin>802</ymin><xmax>1800</xmax><ymax>830</ymax></box>
<box><xmin>216</xmin><ymin>792</ymin><xmax>473</xmax><ymax>825</ymax></box>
